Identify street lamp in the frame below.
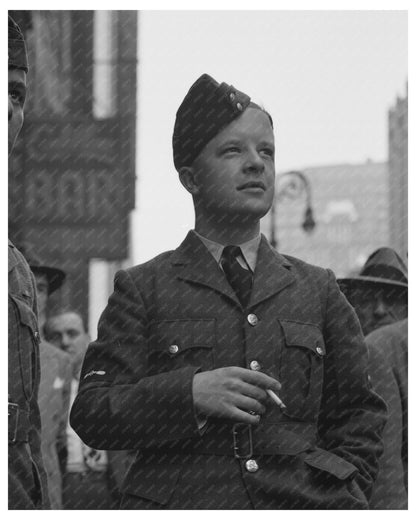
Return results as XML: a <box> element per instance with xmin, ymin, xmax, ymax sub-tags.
<box><xmin>270</xmin><ymin>170</ymin><xmax>316</xmax><ymax>249</ymax></box>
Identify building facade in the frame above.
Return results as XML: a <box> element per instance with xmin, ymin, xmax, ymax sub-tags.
<box><xmin>388</xmin><ymin>84</ymin><xmax>408</xmax><ymax>260</ymax></box>
<box><xmin>261</xmin><ymin>162</ymin><xmax>389</xmax><ymax>277</ymax></box>
<box><xmin>9</xmin><ymin>11</ymin><xmax>138</xmax><ymax>323</ymax></box>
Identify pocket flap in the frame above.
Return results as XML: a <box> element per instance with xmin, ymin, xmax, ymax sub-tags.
<box><xmin>281</xmin><ymin>320</ymin><xmax>325</xmax><ymax>356</ymax></box>
<box><xmin>10</xmin><ymin>295</ymin><xmax>38</xmax><ymax>333</ymax></box>
<box><xmin>120</xmin><ymin>452</ymin><xmax>181</xmax><ymax>505</ymax></box>
<box><xmin>150</xmin><ymin>319</ymin><xmax>215</xmax><ymax>354</ymax></box>
<box><xmin>304</xmin><ymin>449</ymin><xmax>358</xmax><ymax>480</ymax></box>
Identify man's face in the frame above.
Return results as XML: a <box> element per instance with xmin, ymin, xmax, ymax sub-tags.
<box><xmin>46</xmin><ymin>312</ymin><xmax>89</xmax><ymax>376</ymax></box>
<box><xmin>347</xmin><ymin>284</ymin><xmax>408</xmax><ymax>336</ymax></box>
<box><xmin>190</xmin><ymin>108</ymin><xmax>275</xmax><ymax>221</ymax></box>
<box><xmin>8</xmin><ymin>68</ymin><xmax>26</xmax><ymax>156</ymax></box>
<box><xmin>34</xmin><ymin>273</ymin><xmax>49</xmax><ymax>326</ymax></box>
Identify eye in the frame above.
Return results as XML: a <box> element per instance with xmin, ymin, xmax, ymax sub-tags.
<box><xmin>223</xmin><ymin>146</ymin><xmax>241</xmax><ymax>154</ymax></box>
<box><xmin>260</xmin><ymin>147</ymin><xmax>274</xmax><ymax>158</ymax></box>
<box><xmin>9</xmin><ymin>89</ymin><xmax>25</xmax><ymax>105</ymax></box>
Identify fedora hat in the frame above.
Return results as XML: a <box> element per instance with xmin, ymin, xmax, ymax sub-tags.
<box><xmin>17</xmin><ymin>242</ymin><xmax>66</xmax><ymax>295</ymax></box>
<box><xmin>338</xmin><ymin>247</ymin><xmax>407</xmax><ymax>292</ymax></box>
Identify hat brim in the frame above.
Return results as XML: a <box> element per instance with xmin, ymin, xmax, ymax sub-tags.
<box><xmin>31</xmin><ymin>266</ymin><xmax>66</xmax><ymax>294</ymax></box>
<box><xmin>337</xmin><ymin>276</ymin><xmax>408</xmax><ymax>290</ymax></box>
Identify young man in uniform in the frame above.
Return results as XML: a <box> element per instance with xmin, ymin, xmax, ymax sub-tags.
<box><xmin>71</xmin><ymin>74</ymin><xmax>386</xmax><ymax>509</ymax></box>
<box><xmin>8</xmin><ymin>15</ymin><xmax>50</xmax><ymax>509</ymax></box>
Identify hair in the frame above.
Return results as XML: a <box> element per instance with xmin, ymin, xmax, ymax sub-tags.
<box><xmin>43</xmin><ymin>308</ymin><xmax>87</xmax><ymax>338</ymax></box>
<box><xmin>248</xmin><ymin>101</ymin><xmax>274</xmax><ymax>129</ymax></box>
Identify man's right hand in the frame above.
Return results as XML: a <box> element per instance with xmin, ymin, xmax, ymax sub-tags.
<box><xmin>192</xmin><ymin>366</ymin><xmax>281</xmax><ymax>425</ymax></box>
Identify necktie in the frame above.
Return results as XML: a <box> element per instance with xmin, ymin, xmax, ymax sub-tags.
<box><xmin>221</xmin><ymin>246</ymin><xmax>253</xmax><ymax>307</ymax></box>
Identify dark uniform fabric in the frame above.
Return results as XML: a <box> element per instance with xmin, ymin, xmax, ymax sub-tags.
<box><xmin>366</xmin><ymin>320</ymin><xmax>408</xmax><ymax>509</ymax></box>
<box><xmin>71</xmin><ymin>232</ymin><xmax>387</xmax><ymax>509</ymax></box>
<box><xmin>8</xmin><ymin>241</ymin><xmax>50</xmax><ymax>509</ymax></box>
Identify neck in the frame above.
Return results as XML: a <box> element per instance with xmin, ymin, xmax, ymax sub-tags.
<box><xmin>194</xmin><ymin>214</ymin><xmax>260</xmax><ymax>245</ymax></box>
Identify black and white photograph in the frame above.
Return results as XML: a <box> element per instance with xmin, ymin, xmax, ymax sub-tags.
<box><xmin>7</xmin><ymin>5</ymin><xmax>408</xmax><ymax>510</ymax></box>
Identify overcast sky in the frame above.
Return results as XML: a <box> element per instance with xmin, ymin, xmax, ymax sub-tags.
<box><xmin>131</xmin><ymin>10</ymin><xmax>407</xmax><ymax>263</ymax></box>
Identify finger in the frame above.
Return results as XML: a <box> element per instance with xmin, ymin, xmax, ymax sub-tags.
<box><xmin>233</xmin><ymin>395</ymin><xmax>266</xmax><ymax>415</ymax></box>
<box><xmin>237</xmin><ymin>382</ymin><xmax>269</xmax><ymax>403</ymax></box>
<box><xmin>240</xmin><ymin>369</ymin><xmax>282</xmax><ymax>391</ymax></box>
<box><xmin>229</xmin><ymin>407</ymin><xmax>261</xmax><ymax>425</ymax></box>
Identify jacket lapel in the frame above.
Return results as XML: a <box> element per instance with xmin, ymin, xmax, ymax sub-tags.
<box><xmin>250</xmin><ymin>235</ymin><xmax>295</xmax><ymax>308</ymax></box>
<box><xmin>171</xmin><ymin>231</ymin><xmax>240</xmax><ymax>306</ymax></box>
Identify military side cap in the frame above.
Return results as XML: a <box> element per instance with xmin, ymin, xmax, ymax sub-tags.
<box><xmin>173</xmin><ymin>73</ymin><xmax>254</xmax><ymax>171</ymax></box>
<box><xmin>8</xmin><ymin>15</ymin><xmax>28</xmax><ymax>73</ymax></box>
<box><xmin>338</xmin><ymin>247</ymin><xmax>408</xmax><ymax>292</ymax></box>
<box><xmin>17</xmin><ymin>242</ymin><xmax>66</xmax><ymax>295</ymax></box>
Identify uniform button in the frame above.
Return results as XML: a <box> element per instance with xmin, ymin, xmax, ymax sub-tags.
<box><xmin>168</xmin><ymin>344</ymin><xmax>179</xmax><ymax>354</ymax></box>
<box><xmin>236</xmin><ymin>102</ymin><xmax>243</xmax><ymax>111</ymax></box>
<box><xmin>316</xmin><ymin>346</ymin><xmax>324</xmax><ymax>356</ymax></box>
<box><xmin>34</xmin><ymin>331</ymin><xmax>40</xmax><ymax>342</ymax></box>
<box><xmin>250</xmin><ymin>360</ymin><xmax>261</xmax><ymax>371</ymax></box>
<box><xmin>247</xmin><ymin>313</ymin><xmax>259</xmax><ymax>326</ymax></box>
<box><xmin>229</xmin><ymin>92</ymin><xmax>235</xmax><ymax>101</ymax></box>
<box><xmin>245</xmin><ymin>459</ymin><xmax>259</xmax><ymax>473</ymax></box>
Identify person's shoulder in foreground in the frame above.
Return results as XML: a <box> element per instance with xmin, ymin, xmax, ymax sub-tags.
<box><xmin>365</xmin><ymin>319</ymin><xmax>408</xmax><ymax>509</ymax></box>
<box><xmin>71</xmin><ymin>73</ymin><xmax>387</xmax><ymax>510</ymax></box>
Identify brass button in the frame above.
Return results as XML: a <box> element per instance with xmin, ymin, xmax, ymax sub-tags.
<box><xmin>250</xmin><ymin>360</ymin><xmax>261</xmax><ymax>371</ymax></box>
<box><xmin>236</xmin><ymin>102</ymin><xmax>243</xmax><ymax>111</ymax></box>
<box><xmin>229</xmin><ymin>92</ymin><xmax>235</xmax><ymax>101</ymax></box>
<box><xmin>247</xmin><ymin>314</ymin><xmax>259</xmax><ymax>326</ymax></box>
<box><xmin>316</xmin><ymin>346</ymin><xmax>324</xmax><ymax>356</ymax></box>
<box><xmin>34</xmin><ymin>331</ymin><xmax>40</xmax><ymax>342</ymax></box>
<box><xmin>168</xmin><ymin>344</ymin><xmax>179</xmax><ymax>354</ymax></box>
<box><xmin>245</xmin><ymin>459</ymin><xmax>259</xmax><ymax>473</ymax></box>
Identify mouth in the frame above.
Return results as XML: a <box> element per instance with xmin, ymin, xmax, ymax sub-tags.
<box><xmin>237</xmin><ymin>181</ymin><xmax>266</xmax><ymax>191</ymax></box>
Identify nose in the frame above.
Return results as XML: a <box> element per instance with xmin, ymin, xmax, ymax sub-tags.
<box><xmin>61</xmin><ymin>333</ymin><xmax>72</xmax><ymax>349</ymax></box>
<box><xmin>373</xmin><ymin>296</ymin><xmax>388</xmax><ymax>317</ymax></box>
<box><xmin>244</xmin><ymin>148</ymin><xmax>265</xmax><ymax>174</ymax></box>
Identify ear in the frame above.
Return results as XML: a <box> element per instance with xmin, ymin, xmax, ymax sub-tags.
<box><xmin>178</xmin><ymin>166</ymin><xmax>200</xmax><ymax>195</ymax></box>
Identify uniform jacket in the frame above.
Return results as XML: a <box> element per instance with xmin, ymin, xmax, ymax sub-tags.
<box><xmin>8</xmin><ymin>241</ymin><xmax>50</xmax><ymax>510</ymax></box>
<box><xmin>38</xmin><ymin>340</ymin><xmax>72</xmax><ymax>509</ymax></box>
<box><xmin>366</xmin><ymin>319</ymin><xmax>408</xmax><ymax>509</ymax></box>
<box><xmin>71</xmin><ymin>232</ymin><xmax>387</xmax><ymax>509</ymax></box>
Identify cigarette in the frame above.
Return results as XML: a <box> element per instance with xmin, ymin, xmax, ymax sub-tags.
<box><xmin>266</xmin><ymin>389</ymin><xmax>286</xmax><ymax>410</ymax></box>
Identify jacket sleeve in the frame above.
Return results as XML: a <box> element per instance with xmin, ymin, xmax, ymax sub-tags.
<box><xmin>317</xmin><ymin>269</ymin><xmax>387</xmax><ymax>501</ymax></box>
<box><xmin>70</xmin><ymin>269</ymin><xmax>202</xmax><ymax>450</ymax></box>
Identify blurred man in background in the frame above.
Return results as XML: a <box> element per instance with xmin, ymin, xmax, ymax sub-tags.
<box><xmin>338</xmin><ymin>247</ymin><xmax>408</xmax><ymax>509</ymax></box>
<box><xmin>337</xmin><ymin>247</ymin><xmax>407</xmax><ymax>336</ymax></box>
<box><xmin>8</xmin><ymin>15</ymin><xmax>50</xmax><ymax>509</ymax></box>
<box><xmin>44</xmin><ymin>310</ymin><xmax>116</xmax><ymax>509</ymax></box>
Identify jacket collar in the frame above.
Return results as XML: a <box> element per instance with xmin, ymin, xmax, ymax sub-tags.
<box><xmin>171</xmin><ymin>231</ymin><xmax>295</xmax><ymax>308</ymax></box>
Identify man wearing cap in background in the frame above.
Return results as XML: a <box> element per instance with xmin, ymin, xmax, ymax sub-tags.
<box><xmin>8</xmin><ymin>15</ymin><xmax>50</xmax><ymax>510</ymax></box>
<box><xmin>338</xmin><ymin>248</ymin><xmax>408</xmax><ymax>509</ymax></box>
<box><xmin>19</xmin><ymin>244</ymin><xmax>72</xmax><ymax>509</ymax></box>
<box><xmin>71</xmin><ymin>74</ymin><xmax>386</xmax><ymax>509</ymax></box>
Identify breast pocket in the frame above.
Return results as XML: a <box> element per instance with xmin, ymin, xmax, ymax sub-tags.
<box><xmin>278</xmin><ymin>320</ymin><xmax>325</xmax><ymax>421</ymax></box>
<box><xmin>8</xmin><ymin>294</ymin><xmax>40</xmax><ymax>401</ymax></box>
<box><xmin>147</xmin><ymin>319</ymin><xmax>216</xmax><ymax>375</ymax></box>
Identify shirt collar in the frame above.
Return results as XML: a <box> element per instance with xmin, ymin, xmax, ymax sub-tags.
<box><xmin>192</xmin><ymin>230</ymin><xmax>261</xmax><ymax>272</ymax></box>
